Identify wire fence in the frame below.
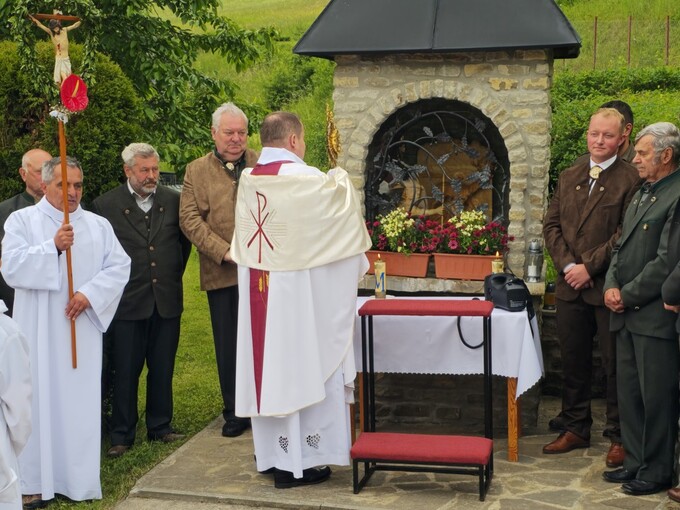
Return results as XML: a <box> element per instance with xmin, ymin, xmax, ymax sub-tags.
<box><xmin>560</xmin><ymin>16</ymin><xmax>679</xmax><ymax>70</ymax></box>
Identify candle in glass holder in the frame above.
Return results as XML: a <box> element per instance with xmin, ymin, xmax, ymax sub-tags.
<box><xmin>491</xmin><ymin>251</ymin><xmax>504</xmax><ymax>274</ymax></box>
<box><xmin>374</xmin><ymin>255</ymin><xmax>386</xmax><ymax>299</ymax></box>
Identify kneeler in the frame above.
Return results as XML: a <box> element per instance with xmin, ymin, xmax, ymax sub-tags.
<box><xmin>350</xmin><ymin>299</ymin><xmax>494</xmax><ymax>501</ymax></box>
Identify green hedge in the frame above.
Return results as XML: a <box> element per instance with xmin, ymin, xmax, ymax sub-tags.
<box><xmin>0</xmin><ymin>41</ymin><xmax>145</xmax><ymax>206</ymax></box>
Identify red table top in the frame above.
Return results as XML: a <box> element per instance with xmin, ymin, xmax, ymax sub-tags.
<box><xmin>358</xmin><ymin>298</ymin><xmax>493</xmax><ymax>317</ymax></box>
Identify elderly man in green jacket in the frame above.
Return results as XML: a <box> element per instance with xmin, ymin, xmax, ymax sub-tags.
<box><xmin>602</xmin><ymin>122</ymin><xmax>680</xmax><ymax>496</ymax></box>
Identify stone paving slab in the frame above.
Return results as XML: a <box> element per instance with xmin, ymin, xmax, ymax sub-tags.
<box><xmin>115</xmin><ymin>412</ymin><xmax>678</xmax><ymax>510</ymax></box>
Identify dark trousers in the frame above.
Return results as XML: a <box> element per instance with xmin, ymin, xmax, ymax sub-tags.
<box><xmin>618</xmin><ymin>329</ymin><xmax>679</xmax><ymax>484</ymax></box>
<box><xmin>109</xmin><ymin>307</ymin><xmax>181</xmax><ymax>445</ymax></box>
<box><xmin>556</xmin><ymin>296</ymin><xmax>620</xmax><ymax>441</ymax></box>
<box><xmin>207</xmin><ymin>285</ymin><xmax>239</xmax><ymax>421</ymax></box>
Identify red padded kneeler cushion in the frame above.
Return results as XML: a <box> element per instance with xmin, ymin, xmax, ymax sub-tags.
<box><xmin>350</xmin><ymin>432</ymin><xmax>493</xmax><ymax>465</ymax></box>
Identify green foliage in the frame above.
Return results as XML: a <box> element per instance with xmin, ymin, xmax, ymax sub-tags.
<box><xmin>2</xmin><ymin>0</ymin><xmax>276</xmax><ymax>178</ymax></box>
<box><xmin>0</xmin><ymin>41</ymin><xmax>145</xmax><ymax>205</ymax></box>
<box><xmin>287</xmin><ymin>58</ymin><xmax>334</xmax><ymax>170</ymax></box>
<box><xmin>550</xmin><ymin>67</ymin><xmax>680</xmax><ymax>191</ymax></box>
<box><xmin>263</xmin><ymin>55</ymin><xmax>316</xmax><ymax>111</ymax></box>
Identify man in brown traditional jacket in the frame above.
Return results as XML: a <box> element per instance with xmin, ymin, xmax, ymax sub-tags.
<box><xmin>180</xmin><ymin>103</ymin><xmax>259</xmax><ymax>438</ymax></box>
<box><xmin>543</xmin><ymin>108</ymin><xmax>641</xmax><ymax>467</ymax></box>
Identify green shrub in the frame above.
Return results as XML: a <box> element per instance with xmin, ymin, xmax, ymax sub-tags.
<box><xmin>550</xmin><ymin>67</ymin><xmax>680</xmax><ymax>191</ymax></box>
<box><xmin>288</xmin><ymin>58</ymin><xmax>334</xmax><ymax>171</ymax></box>
<box><xmin>0</xmin><ymin>41</ymin><xmax>145</xmax><ymax>206</ymax></box>
<box><xmin>263</xmin><ymin>54</ymin><xmax>317</xmax><ymax>111</ymax></box>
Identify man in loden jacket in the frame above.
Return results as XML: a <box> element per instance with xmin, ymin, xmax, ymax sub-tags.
<box><xmin>602</xmin><ymin>122</ymin><xmax>680</xmax><ymax>496</ymax></box>
<box><xmin>92</xmin><ymin>143</ymin><xmax>191</xmax><ymax>458</ymax></box>
<box><xmin>180</xmin><ymin>103</ymin><xmax>259</xmax><ymax>438</ymax></box>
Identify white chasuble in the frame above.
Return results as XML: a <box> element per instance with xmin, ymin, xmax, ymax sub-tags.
<box><xmin>232</xmin><ymin>148</ymin><xmax>369</xmax><ymax>477</ymax></box>
<box><xmin>1</xmin><ymin>198</ymin><xmax>130</xmax><ymax>502</ymax></box>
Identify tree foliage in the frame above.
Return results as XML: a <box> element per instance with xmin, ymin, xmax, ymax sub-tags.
<box><xmin>1</xmin><ymin>0</ymin><xmax>275</xmax><ymax>175</ymax></box>
<box><xmin>0</xmin><ymin>40</ymin><xmax>146</xmax><ymax>205</ymax></box>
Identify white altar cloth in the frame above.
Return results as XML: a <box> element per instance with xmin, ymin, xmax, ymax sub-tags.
<box><xmin>354</xmin><ymin>296</ymin><xmax>543</xmax><ymax>398</ymax></box>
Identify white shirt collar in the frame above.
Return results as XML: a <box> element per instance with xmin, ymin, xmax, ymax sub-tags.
<box><xmin>256</xmin><ymin>147</ymin><xmax>305</xmax><ymax>166</ymax></box>
<box><xmin>590</xmin><ymin>154</ymin><xmax>617</xmax><ymax>171</ymax></box>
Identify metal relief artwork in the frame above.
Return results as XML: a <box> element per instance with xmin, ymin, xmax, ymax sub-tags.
<box><xmin>364</xmin><ymin>101</ymin><xmax>510</xmax><ymax>227</ymax></box>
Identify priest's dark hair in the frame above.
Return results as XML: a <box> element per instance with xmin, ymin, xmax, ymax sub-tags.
<box><xmin>260</xmin><ymin>111</ymin><xmax>303</xmax><ymax>147</ymax></box>
<box><xmin>42</xmin><ymin>156</ymin><xmax>82</xmax><ymax>184</ymax></box>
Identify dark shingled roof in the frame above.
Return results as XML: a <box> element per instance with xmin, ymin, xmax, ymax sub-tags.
<box><xmin>293</xmin><ymin>0</ymin><xmax>581</xmax><ymax>59</ymax></box>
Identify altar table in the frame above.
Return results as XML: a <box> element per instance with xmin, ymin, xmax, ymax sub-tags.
<box><xmin>353</xmin><ymin>295</ymin><xmax>544</xmax><ymax>461</ymax></box>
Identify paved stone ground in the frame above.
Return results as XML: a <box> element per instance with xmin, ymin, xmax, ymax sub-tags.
<box><xmin>115</xmin><ymin>397</ymin><xmax>679</xmax><ymax>509</ymax></box>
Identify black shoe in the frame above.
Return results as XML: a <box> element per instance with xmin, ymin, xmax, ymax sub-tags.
<box><xmin>602</xmin><ymin>468</ymin><xmax>636</xmax><ymax>483</ymax></box>
<box><xmin>548</xmin><ymin>414</ymin><xmax>566</xmax><ymax>432</ymax></box>
<box><xmin>622</xmin><ymin>479</ymin><xmax>671</xmax><ymax>496</ymax></box>
<box><xmin>274</xmin><ymin>466</ymin><xmax>332</xmax><ymax>489</ymax></box>
<box><xmin>253</xmin><ymin>454</ymin><xmax>276</xmax><ymax>474</ymax></box>
<box><xmin>222</xmin><ymin>418</ymin><xmax>251</xmax><ymax>437</ymax></box>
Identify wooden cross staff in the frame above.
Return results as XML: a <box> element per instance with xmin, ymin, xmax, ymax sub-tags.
<box><xmin>31</xmin><ymin>11</ymin><xmax>86</xmax><ymax>369</ymax></box>
<box><xmin>58</xmin><ymin>122</ymin><xmax>77</xmax><ymax>369</ymax></box>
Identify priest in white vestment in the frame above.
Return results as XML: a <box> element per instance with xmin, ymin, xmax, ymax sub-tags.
<box><xmin>1</xmin><ymin>157</ymin><xmax>130</xmax><ymax>506</ymax></box>
<box><xmin>0</xmin><ymin>300</ymin><xmax>31</xmax><ymax>510</ymax></box>
<box><xmin>231</xmin><ymin>111</ymin><xmax>370</xmax><ymax>488</ymax></box>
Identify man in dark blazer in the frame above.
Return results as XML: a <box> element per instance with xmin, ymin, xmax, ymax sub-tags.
<box><xmin>543</xmin><ymin>108</ymin><xmax>641</xmax><ymax>467</ymax></box>
<box><xmin>0</xmin><ymin>148</ymin><xmax>52</xmax><ymax>315</ymax></box>
<box><xmin>603</xmin><ymin>122</ymin><xmax>680</xmax><ymax>496</ymax></box>
<box><xmin>92</xmin><ymin>143</ymin><xmax>191</xmax><ymax>458</ymax></box>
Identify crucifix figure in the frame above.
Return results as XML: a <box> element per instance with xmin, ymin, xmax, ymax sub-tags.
<box><xmin>28</xmin><ymin>12</ymin><xmax>81</xmax><ymax>85</ymax></box>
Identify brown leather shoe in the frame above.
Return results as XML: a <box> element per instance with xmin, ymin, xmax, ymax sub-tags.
<box><xmin>606</xmin><ymin>442</ymin><xmax>625</xmax><ymax>468</ymax></box>
<box><xmin>22</xmin><ymin>494</ymin><xmax>48</xmax><ymax>509</ymax></box>
<box><xmin>668</xmin><ymin>487</ymin><xmax>680</xmax><ymax>503</ymax></box>
<box><xmin>155</xmin><ymin>432</ymin><xmax>185</xmax><ymax>443</ymax></box>
<box><xmin>107</xmin><ymin>445</ymin><xmax>130</xmax><ymax>458</ymax></box>
<box><xmin>542</xmin><ymin>431</ymin><xmax>589</xmax><ymax>454</ymax></box>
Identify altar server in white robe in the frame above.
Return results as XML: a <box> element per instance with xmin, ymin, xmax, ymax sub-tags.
<box><xmin>232</xmin><ymin>111</ymin><xmax>370</xmax><ymax>489</ymax></box>
<box><xmin>0</xmin><ymin>300</ymin><xmax>31</xmax><ymax>510</ymax></box>
<box><xmin>1</xmin><ymin>156</ymin><xmax>130</xmax><ymax>506</ymax></box>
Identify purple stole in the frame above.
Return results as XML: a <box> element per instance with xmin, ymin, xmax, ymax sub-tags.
<box><xmin>248</xmin><ymin>161</ymin><xmax>290</xmax><ymax>412</ymax></box>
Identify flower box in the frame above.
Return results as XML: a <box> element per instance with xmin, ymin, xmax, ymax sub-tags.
<box><xmin>433</xmin><ymin>253</ymin><xmax>495</xmax><ymax>281</ymax></box>
<box><xmin>366</xmin><ymin>251</ymin><xmax>431</xmax><ymax>278</ymax></box>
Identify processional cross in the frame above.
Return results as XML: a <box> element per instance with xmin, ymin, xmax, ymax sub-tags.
<box><xmin>29</xmin><ymin>10</ymin><xmax>89</xmax><ymax>369</ymax></box>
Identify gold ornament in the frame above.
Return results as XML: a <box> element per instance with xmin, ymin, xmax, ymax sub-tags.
<box><xmin>589</xmin><ymin>165</ymin><xmax>602</xmax><ymax>179</ymax></box>
<box><xmin>326</xmin><ymin>104</ymin><xmax>341</xmax><ymax>168</ymax></box>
